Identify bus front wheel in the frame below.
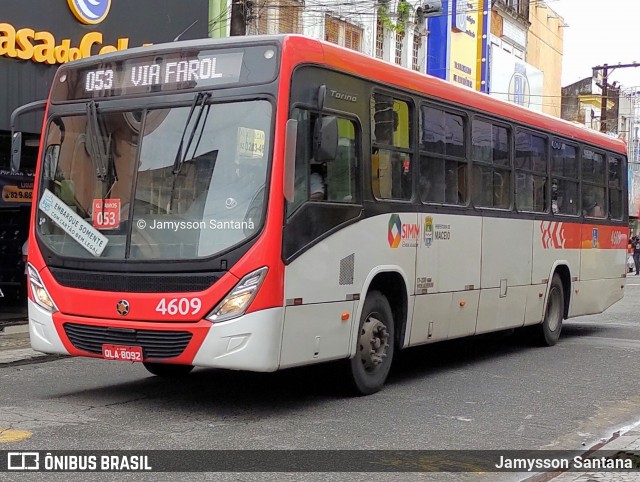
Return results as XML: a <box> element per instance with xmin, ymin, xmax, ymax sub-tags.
<box><xmin>348</xmin><ymin>291</ymin><xmax>395</xmax><ymax>395</ymax></box>
<box><xmin>143</xmin><ymin>362</ymin><xmax>194</xmax><ymax>379</ymax></box>
<box><xmin>538</xmin><ymin>274</ymin><xmax>564</xmax><ymax>346</ymax></box>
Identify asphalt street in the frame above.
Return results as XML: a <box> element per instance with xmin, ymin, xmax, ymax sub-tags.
<box><xmin>2</xmin><ymin>283</ymin><xmax>640</xmax><ymax>481</ymax></box>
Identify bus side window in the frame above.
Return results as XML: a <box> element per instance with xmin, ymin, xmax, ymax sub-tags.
<box><xmin>419</xmin><ymin>105</ymin><xmax>466</xmax><ymax>205</ymax></box>
<box><xmin>471</xmin><ymin>119</ymin><xmax>511</xmax><ymax>209</ymax></box>
<box><xmin>288</xmin><ymin>110</ymin><xmax>359</xmax><ymax>215</ymax></box>
<box><xmin>371</xmin><ymin>93</ymin><xmax>413</xmax><ymax>201</ymax></box>
<box><xmin>326</xmin><ymin>118</ymin><xmax>358</xmax><ymax>203</ymax></box>
<box><xmin>551</xmin><ymin>141</ymin><xmax>578</xmax><ymax>215</ymax></box>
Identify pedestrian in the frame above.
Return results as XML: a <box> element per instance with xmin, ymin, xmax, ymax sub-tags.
<box><xmin>633</xmin><ymin>235</ymin><xmax>640</xmax><ymax>276</ymax></box>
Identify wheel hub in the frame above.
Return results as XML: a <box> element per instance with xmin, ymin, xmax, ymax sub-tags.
<box><xmin>359</xmin><ymin>316</ymin><xmax>390</xmax><ymax>371</ymax></box>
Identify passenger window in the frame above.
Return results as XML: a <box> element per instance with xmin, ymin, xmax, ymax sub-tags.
<box><xmin>472</xmin><ymin>119</ymin><xmax>511</xmax><ymax>209</ymax></box>
<box><xmin>515</xmin><ymin>130</ymin><xmax>547</xmax><ymax>212</ymax></box>
<box><xmin>371</xmin><ymin>93</ymin><xmax>413</xmax><ymax>200</ymax></box>
<box><xmin>420</xmin><ymin>105</ymin><xmax>467</xmax><ymax>205</ymax></box>
<box><xmin>582</xmin><ymin>149</ymin><xmax>606</xmax><ymax>218</ymax></box>
<box><xmin>608</xmin><ymin>155</ymin><xmax>623</xmax><ymax>220</ymax></box>
<box><xmin>551</xmin><ymin>140</ymin><xmax>578</xmax><ymax>215</ymax></box>
<box><xmin>288</xmin><ymin>109</ymin><xmax>359</xmax><ymax>216</ymax></box>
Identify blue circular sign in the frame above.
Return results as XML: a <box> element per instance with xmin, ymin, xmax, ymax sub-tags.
<box><xmin>67</xmin><ymin>0</ymin><xmax>111</xmax><ymax>25</ymax></box>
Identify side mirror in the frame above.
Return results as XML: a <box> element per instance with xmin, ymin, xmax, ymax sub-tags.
<box><xmin>11</xmin><ymin>132</ymin><xmax>22</xmax><ymax>174</ymax></box>
<box><xmin>313</xmin><ymin>116</ymin><xmax>338</xmax><ymax>162</ymax></box>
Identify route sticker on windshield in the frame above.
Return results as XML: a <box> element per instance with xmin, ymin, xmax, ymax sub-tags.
<box><xmin>92</xmin><ymin>198</ymin><xmax>121</xmax><ymax>230</ymax></box>
<box><xmin>39</xmin><ymin>188</ymin><xmax>109</xmax><ymax>257</ymax></box>
<box><xmin>237</xmin><ymin>127</ymin><xmax>265</xmax><ymax>158</ymax></box>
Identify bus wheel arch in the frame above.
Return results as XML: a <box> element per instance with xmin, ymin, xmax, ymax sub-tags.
<box><xmin>538</xmin><ymin>267</ymin><xmax>569</xmax><ymax>346</ymax></box>
<box><xmin>362</xmin><ymin>270</ymin><xmax>408</xmax><ymax>352</ymax></box>
<box><xmin>553</xmin><ymin>264</ymin><xmax>571</xmax><ymax>319</ymax></box>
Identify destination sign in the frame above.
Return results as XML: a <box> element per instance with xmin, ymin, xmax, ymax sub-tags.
<box><xmin>51</xmin><ymin>45</ymin><xmax>278</xmax><ymax>101</ymax></box>
<box><xmin>83</xmin><ymin>53</ymin><xmax>242</xmax><ymax>94</ymax></box>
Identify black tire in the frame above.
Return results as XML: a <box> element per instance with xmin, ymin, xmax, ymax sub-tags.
<box><xmin>348</xmin><ymin>291</ymin><xmax>395</xmax><ymax>395</ymax></box>
<box><xmin>537</xmin><ymin>274</ymin><xmax>564</xmax><ymax>346</ymax></box>
<box><xmin>143</xmin><ymin>362</ymin><xmax>194</xmax><ymax>379</ymax></box>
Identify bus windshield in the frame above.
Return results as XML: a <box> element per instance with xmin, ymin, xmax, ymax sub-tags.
<box><xmin>36</xmin><ymin>99</ymin><xmax>271</xmax><ymax>260</ymax></box>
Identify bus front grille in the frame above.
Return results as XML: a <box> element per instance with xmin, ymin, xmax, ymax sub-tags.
<box><xmin>50</xmin><ymin>268</ymin><xmax>221</xmax><ymax>293</ymax></box>
<box><xmin>63</xmin><ymin>323</ymin><xmax>193</xmax><ymax>359</ymax></box>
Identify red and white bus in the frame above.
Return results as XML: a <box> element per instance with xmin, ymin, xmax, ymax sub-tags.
<box><xmin>24</xmin><ymin>35</ymin><xmax>628</xmax><ymax>394</ymax></box>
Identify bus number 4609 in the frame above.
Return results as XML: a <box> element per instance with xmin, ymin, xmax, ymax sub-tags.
<box><xmin>155</xmin><ymin>298</ymin><xmax>201</xmax><ymax>316</ymax></box>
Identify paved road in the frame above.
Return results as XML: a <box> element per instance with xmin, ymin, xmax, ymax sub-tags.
<box><xmin>2</xmin><ymin>283</ymin><xmax>640</xmax><ymax>481</ymax></box>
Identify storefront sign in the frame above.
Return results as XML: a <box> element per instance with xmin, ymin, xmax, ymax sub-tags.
<box><xmin>0</xmin><ymin>25</ymin><xmax>131</xmax><ymax>64</ymax></box>
<box><xmin>0</xmin><ymin>0</ymin><xmax>208</xmax><ymax>65</ymax></box>
<box><xmin>67</xmin><ymin>0</ymin><xmax>112</xmax><ymax>25</ymax></box>
<box><xmin>0</xmin><ymin>171</ymin><xmax>33</xmax><ymax>205</ymax></box>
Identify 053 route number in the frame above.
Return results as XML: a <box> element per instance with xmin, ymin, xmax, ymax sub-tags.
<box><xmin>155</xmin><ymin>298</ymin><xmax>201</xmax><ymax>316</ymax></box>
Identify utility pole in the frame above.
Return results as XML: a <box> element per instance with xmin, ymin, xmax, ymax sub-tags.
<box><xmin>594</xmin><ymin>61</ymin><xmax>640</xmax><ymax>134</ymax></box>
<box><xmin>230</xmin><ymin>0</ymin><xmax>246</xmax><ymax>36</ymax></box>
<box><xmin>600</xmin><ymin>64</ymin><xmax>608</xmax><ymax>133</ymax></box>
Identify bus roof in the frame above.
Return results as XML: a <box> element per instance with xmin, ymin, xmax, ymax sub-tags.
<box><xmin>279</xmin><ymin>35</ymin><xmax>627</xmax><ymax>155</ymax></box>
<box><xmin>60</xmin><ymin>34</ymin><xmax>627</xmax><ymax>155</ymax></box>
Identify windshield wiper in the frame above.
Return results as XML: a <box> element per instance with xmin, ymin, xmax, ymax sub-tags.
<box><xmin>172</xmin><ymin>91</ymin><xmax>212</xmax><ymax>175</ymax></box>
<box><xmin>86</xmin><ymin>100</ymin><xmax>118</xmax><ymax>221</ymax></box>
<box><xmin>86</xmin><ymin>100</ymin><xmax>111</xmax><ymax>182</ymax></box>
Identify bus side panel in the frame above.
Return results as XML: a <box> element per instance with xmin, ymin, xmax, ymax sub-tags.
<box><xmin>579</xmin><ymin>224</ymin><xmax>627</xmax><ymax>280</ymax></box>
<box><xmin>531</xmin><ymin>220</ymin><xmax>579</xmax><ymax>326</ymax></box>
<box><xmin>480</xmin><ymin>217</ymin><xmax>533</xmax><ymax>288</ymax></box>
<box><xmin>570</xmin><ymin>279</ymin><xmax>624</xmax><ymax>318</ymax></box>
<box><xmin>412</xmin><ymin>212</ymin><xmax>481</xmax><ymax>343</ymax></box>
<box><xmin>281</xmin><ymin>214</ymin><xmax>416</xmax><ymax>365</ymax></box>
<box><xmin>571</xmin><ymin>224</ymin><xmax>626</xmax><ymax>317</ymax></box>
<box><xmin>280</xmin><ymin>302</ymin><xmax>356</xmax><ymax>368</ymax></box>
<box><xmin>532</xmin><ymin>220</ymin><xmax>580</xmax><ymax>283</ymax></box>
<box><xmin>409</xmin><ymin>292</ymin><xmax>451</xmax><ymax>344</ymax></box>
<box><xmin>475</xmin><ymin>217</ymin><xmax>531</xmax><ymax>332</ymax></box>
<box><xmin>415</xmin><ymin>213</ymin><xmax>482</xmax><ymax>293</ymax></box>
<box><xmin>476</xmin><ymin>286</ymin><xmax>528</xmax><ymax>334</ymax></box>
<box><xmin>523</xmin><ymin>284</ymin><xmax>546</xmax><ymax>326</ymax></box>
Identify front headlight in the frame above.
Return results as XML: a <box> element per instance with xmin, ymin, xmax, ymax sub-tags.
<box><xmin>27</xmin><ymin>263</ymin><xmax>58</xmax><ymax>312</ymax></box>
<box><xmin>206</xmin><ymin>267</ymin><xmax>268</xmax><ymax>323</ymax></box>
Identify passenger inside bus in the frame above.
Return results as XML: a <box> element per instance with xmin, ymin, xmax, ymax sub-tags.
<box><xmin>309</xmin><ymin>163</ymin><xmax>326</xmax><ymax>200</ymax></box>
<box><xmin>583</xmin><ymin>190</ymin><xmax>605</xmax><ymax>217</ymax></box>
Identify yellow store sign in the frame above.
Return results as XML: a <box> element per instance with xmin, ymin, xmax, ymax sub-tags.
<box><xmin>0</xmin><ymin>24</ymin><xmax>131</xmax><ymax>64</ymax></box>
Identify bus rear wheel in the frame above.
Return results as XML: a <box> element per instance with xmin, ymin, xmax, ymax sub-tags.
<box><xmin>143</xmin><ymin>362</ymin><xmax>194</xmax><ymax>379</ymax></box>
<box><xmin>348</xmin><ymin>291</ymin><xmax>395</xmax><ymax>395</ymax></box>
<box><xmin>537</xmin><ymin>274</ymin><xmax>564</xmax><ymax>346</ymax></box>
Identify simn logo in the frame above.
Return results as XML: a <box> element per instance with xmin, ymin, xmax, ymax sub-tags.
<box><xmin>68</xmin><ymin>0</ymin><xmax>112</xmax><ymax>25</ymax></box>
<box><xmin>388</xmin><ymin>214</ymin><xmax>402</xmax><ymax>248</ymax></box>
<box><xmin>388</xmin><ymin>214</ymin><xmax>419</xmax><ymax>249</ymax></box>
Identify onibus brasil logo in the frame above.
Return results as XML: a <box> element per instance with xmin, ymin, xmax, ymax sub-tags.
<box><xmin>68</xmin><ymin>0</ymin><xmax>112</xmax><ymax>25</ymax></box>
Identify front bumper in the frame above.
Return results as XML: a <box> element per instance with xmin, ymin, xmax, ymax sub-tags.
<box><xmin>28</xmin><ymin>301</ymin><xmax>284</xmax><ymax>372</ymax></box>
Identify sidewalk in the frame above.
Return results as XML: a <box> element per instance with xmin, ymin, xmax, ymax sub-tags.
<box><xmin>0</xmin><ymin>320</ymin><xmax>55</xmax><ymax>365</ymax></box>
<box><xmin>524</xmin><ymin>427</ymin><xmax>640</xmax><ymax>481</ymax></box>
